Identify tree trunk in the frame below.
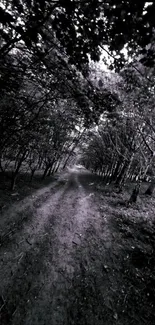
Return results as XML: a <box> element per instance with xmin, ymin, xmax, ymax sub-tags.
<box><xmin>0</xmin><ymin>158</ymin><xmax>4</xmax><ymax>173</ymax></box>
<box><xmin>145</xmin><ymin>179</ymin><xmax>155</xmax><ymax>196</ymax></box>
<box><xmin>42</xmin><ymin>166</ymin><xmax>49</xmax><ymax>179</ymax></box>
<box><xmin>38</xmin><ymin>158</ymin><xmax>43</xmax><ymax>169</ymax></box>
<box><xmin>112</xmin><ymin>161</ymin><xmax>120</xmax><ymax>182</ymax></box>
<box><xmin>108</xmin><ymin>162</ymin><xmax>115</xmax><ymax>183</ymax></box>
<box><xmin>47</xmin><ymin>167</ymin><xmax>52</xmax><ymax>177</ymax></box>
<box><xmin>128</xmin><ymin>183</ymin><xmax>141</xmax><ymax>204</ymax></box>
<box><xmin>10</xmin><ymin>151</ymin><xmax>28</xmax><ymax>190</ymax></box>
<box><xmin>115</xmin><ymin>162</ymin><xmax>128</xmax><ymax>185</ymax></box>
<box><xmin>52</xmin><ymin>160</ymin><xmax>61</xmax><ymax>174</ymax></box>
<box><xmin>10</xmin><ymin>172</ymin><xmax>17</xmax><ymax>191</ymax></box>
<box><xmin>30</xmin><ymin>169</ymin><xmax>36</xmax><ymax>182</ymax></box>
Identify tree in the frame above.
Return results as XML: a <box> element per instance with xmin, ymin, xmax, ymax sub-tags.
<box><xmin>79</xmin><ymin>60</ymin><xmax>155</xmax><ymax>202</ymax></box>
<box><xmin>0</xmin><ymin>1</ymin><xmax>155</xmax><ymax>70</ymax></box>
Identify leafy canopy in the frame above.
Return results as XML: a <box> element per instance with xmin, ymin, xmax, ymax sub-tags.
<box><xmin>0</xmin><ymin>0</ymin><xmax>155</xmax><ymax>70</ymax></box>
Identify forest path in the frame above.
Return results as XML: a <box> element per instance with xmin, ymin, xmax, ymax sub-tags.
<box><xmin>0</xmin><ymin>166</ymin><xmax>154</xmax><ymax>325</ymax></box>
<box><xmin>0</xmin><ymin>166</ymin><xmax>113</xmax><ymax>325</ymax></box>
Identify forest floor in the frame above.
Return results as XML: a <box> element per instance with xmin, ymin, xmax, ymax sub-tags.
<box><xmin>0</xmin><ymin>166</ymin><xmax>155</xmax><ymax>325</ymax></box>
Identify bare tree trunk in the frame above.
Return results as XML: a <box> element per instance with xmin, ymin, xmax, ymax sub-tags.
<box><xmin>42</xmin><ymin>165</ymin><xmax>50</xmax><ymax>180</ymax></box>
<box><xmin>128</xmin><ymin>182</ymin><xmax>141</xmax><ymax>204</ymax></box>
<box><xmin>53</xmin><ymin>160</ymin><xmax>61</xmax><ymax>174</ymax></box>
<box><xmin>10</xmin><ymin>172</ymin><xmax>17</xmax><ymax>191</ymax></box>
<box><xmin>145</xmin><ymin>178</ymin><xmax>155</xmax><ymax>196</ymax></box>
<box><xmin>0</xmin><ymin>158</ymin><xmax>4</xmax><ymax>173</ymax></box>
<box><xmin>38</xmin><ymin>157</ymin><xmax>43</xmax><ymax>169</ymax></box>
<box><xmin>112</xmin><ymin>160</ymin><xmax>121</xmax><ymax>182</ymax></box>
<box><xmin>47</xmin><ymin>166</ymin><xmax>52</xmax><ymax>176</ymax></box>
<box><xmin>115</xmin><ymin>161</ymin><xmax>128</xmax><ymax>185</ymax></box>
<box><xmin>10</xmin><ymin>150</ymin><xmax>28</xmax><ymax>190</ymax></box>
<box><xmin>30</xmin><ymin>169</ymin><xmax>36</xmax><ymax>182</ymax></box>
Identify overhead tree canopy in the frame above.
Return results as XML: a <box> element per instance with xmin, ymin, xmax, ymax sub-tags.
<box><xmin>0</xmin><ymin>0</ymin><xmax>155</xmax><ymax>70</ymax></box>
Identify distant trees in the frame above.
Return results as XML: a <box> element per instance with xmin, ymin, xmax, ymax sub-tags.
<box><xmin>80</xmin><ymin>62</ymin><xmax>155</xmax><ymax>201</ymax></box>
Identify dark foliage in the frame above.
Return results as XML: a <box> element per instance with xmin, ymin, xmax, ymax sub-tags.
<box><xmin>0</xmin><ymin>1</ymin><xmax>155</xmax><ymax>70</ymax></box>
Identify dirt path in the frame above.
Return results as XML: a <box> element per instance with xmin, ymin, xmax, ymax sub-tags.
<box><xmin>0</xmin><ymin>167</ymin><xmax>155</xmax><ymax>324</ymax></box>
<box><xmin>0</xmin><ymin>167</ymin><xmax>108</xmax><ymax>324</ymax></box>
